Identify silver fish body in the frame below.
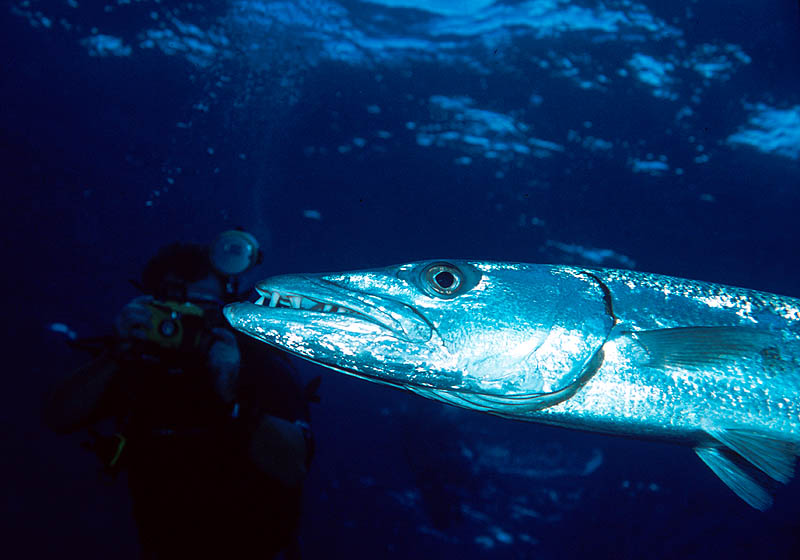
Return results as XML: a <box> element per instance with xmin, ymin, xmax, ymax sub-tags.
<box><xmin>224</xmin><ymin>260</ymin><xmax>800</xmax><ymax>509</ymax></box>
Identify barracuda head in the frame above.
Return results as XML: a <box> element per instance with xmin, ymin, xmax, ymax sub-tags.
<box><xmin>224</xmin><ymin>260</ymin><xmax>615</xmax><ymax>407</ymax></box>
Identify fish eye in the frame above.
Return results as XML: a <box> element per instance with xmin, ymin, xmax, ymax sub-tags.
<box><xmin>423</xmin><ymin>263</ymin><xmax>463</xmax><ymax>296</ymax></box>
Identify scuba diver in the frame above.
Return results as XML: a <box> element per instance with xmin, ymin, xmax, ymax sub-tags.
<box><xmin>44</xmin><ymin>230</ymin><xmax>318</xmax><ymax>559</ymax></box>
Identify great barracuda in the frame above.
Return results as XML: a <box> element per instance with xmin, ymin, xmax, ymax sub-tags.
<box><xmin>223</xmin><ymin>260</ymin><xmax>800</xmax><ymax>510</ymax></box>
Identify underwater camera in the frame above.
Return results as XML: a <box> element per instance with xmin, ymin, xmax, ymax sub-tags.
<box><xmin>142</xmin><ymin>300</ymin><xmax>208</xmax><ymax>352</ymax></box>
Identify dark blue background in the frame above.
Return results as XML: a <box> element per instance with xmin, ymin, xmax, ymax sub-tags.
<box><xmin>2</xmin><ymin>1</ymin><xmax>800</xmax><ymax>558</ymax></box>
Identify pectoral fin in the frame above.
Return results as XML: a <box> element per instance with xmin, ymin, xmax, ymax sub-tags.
<box><xmin>631</xmin><ymin>326</ymin><xmax>779</xmax><ymax>369</ymax></box>
<box><xmin>695</xmin><ymin>446</ymin><xmax>773</xmax><ymax>511</ymax></box>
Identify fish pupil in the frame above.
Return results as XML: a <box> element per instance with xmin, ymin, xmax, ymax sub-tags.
<box><xmin>434</xmin><ymin>271</ymin><xmax>455</xmax><ymax>289</ymax></box>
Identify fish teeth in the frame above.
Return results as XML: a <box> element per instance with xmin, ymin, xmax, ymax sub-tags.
<box><xmin>258</xmin><ymin>292</ymin><xmax>353</xmax><ymax>314</ymax></box>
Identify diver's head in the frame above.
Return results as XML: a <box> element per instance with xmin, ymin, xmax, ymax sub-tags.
<box><xmin>141</xmin><ymin>242</ymin><xmax>224</xmax><ymax>303</ymax></box>
<box><xmin>141</xmin><ymin>231</ymin><xmax>262</xmax><ymax>303</ymax></box>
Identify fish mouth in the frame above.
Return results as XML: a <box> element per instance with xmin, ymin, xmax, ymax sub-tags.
<box><xmin>252</xmin><ymin>287</ymin><xmax>367</xmax><ymax>318</ymax></box>
<box><xmin>224</xmin><ymin>275</ymin><xmax>432</xmax><ymax>343</ymax></box>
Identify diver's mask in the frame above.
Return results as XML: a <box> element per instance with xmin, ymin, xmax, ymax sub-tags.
<box><xmin>210</xmin><ymin>230</ymin><xmax>263</xmax><ymax>299</ymax></box>
<box><xmin>210</xmin><ymin>230</ymin><xmax>263</xmax><ymax>277</ymax></box>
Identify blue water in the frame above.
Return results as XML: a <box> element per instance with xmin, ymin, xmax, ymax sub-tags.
<box><xmin>3</xmin><ymin>1</ymin><xmax>800</xmax><ymax>558</ymax></box>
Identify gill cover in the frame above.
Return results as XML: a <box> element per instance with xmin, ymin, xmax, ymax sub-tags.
<box><xmin>396</xmin><ymin>261</ymin><xmax>616</xmax><ymax>408</ymax></box>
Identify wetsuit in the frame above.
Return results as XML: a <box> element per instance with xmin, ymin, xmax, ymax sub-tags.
<box><xmin>100</xmin><ymin>329</ymin><xmax>311</xmax><ymax>559</ymax></box>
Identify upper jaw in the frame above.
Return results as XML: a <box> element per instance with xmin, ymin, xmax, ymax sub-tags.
<box><xmin>230</xmin><ymin>274</ymin><xmax>432</xmax><ymax>343</ymax></box>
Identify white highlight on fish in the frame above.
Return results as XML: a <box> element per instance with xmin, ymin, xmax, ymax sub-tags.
<box><xmin>224</xmin><ymin>260</ymin><xmax>800</xmax><ymax>510</ymax></box>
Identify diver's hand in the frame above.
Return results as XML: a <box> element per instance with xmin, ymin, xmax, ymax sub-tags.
<box><xmin>249</xmin><ymin>415</ymin><xmax>308</xmax><ymax>487</ymax></box>
<box><xmin>114</xmin><ymin>296</ymin><xmax>155</xmax><ymax>341</ymax></box>
<box><xmin>207</xmin><ymin>327</ymin><xmax>240</xmax><ymax>404</ymax></box>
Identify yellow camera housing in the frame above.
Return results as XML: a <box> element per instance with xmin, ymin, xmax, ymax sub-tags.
<box><xmin>143</xmin><ymin>301</ymin><xmax>206</xmax><ymax>350</ymax></box>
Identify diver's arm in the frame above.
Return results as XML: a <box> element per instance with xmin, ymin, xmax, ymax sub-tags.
<box><xmin>231</xmin><ymin>335</ymin><xmax>312</xmax><ymax>486</ymax></box>
<box><xmin>209</xmin><ymin>329</ymin><xmax>309</xmax><ymax>484</ymax></box>
<box><xmin>43</xmin><ymin>349</ymin><xmax>122</xmax><ymax>435</ymax></box>
<box><xmin>45</xmin><ymin>297</ymin><xmax>153</xmax><ymax>434</ymax></box>
<box><xmin>207</xmin><ymin>328</ymin><xmax>241</xmax><ymax>404</ymax></box>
